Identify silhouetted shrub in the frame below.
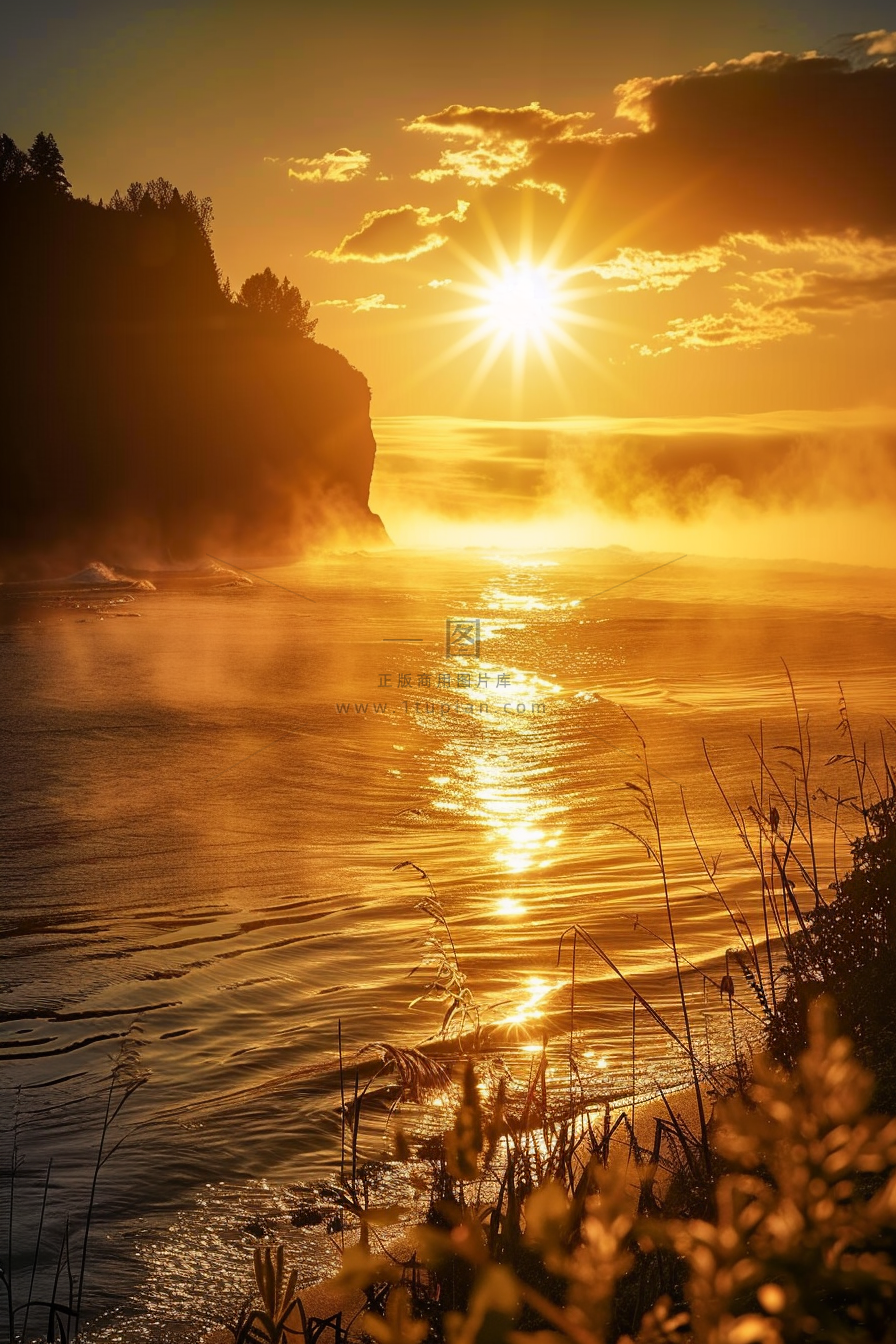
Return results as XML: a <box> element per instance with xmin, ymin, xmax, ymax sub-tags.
<box><xmin>237</xmin><ymin>267</ymin><xmax>317</xmax><ymax>337</ymax></box>
<box><xmin>768</xmin><ymin>796</ymin><xmax>896</xmax><ymax>1111</ymax></box>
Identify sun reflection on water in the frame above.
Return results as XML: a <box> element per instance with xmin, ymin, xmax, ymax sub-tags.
<box><xmin>500</xmin><ymin>975</ymin><xmax>566</xmax><ymax>1026</ymax></box>
<box><xmin>465</xmin><ymin>753</ymin><xmax>565</xmax><ymax>873</ymax></box>
<box><xmin>428</xmin><ymin>685</ymin><xmax>566</xmax><ymax>867</ymax></box>
<box><xmin>495</xmin><ymin>896</ymin><xmax>526</xmax><ymax>916</ymax></box>
<box><xmin>483</xmin><ymin>587</ymin><xmax>582</xmax><ymax>614</ymax></box>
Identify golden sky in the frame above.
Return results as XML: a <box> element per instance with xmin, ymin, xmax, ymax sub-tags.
<box><xmin>3</xmin><ymin>1</ymin><xmax>895</xmax><ymax>560</ymax></box>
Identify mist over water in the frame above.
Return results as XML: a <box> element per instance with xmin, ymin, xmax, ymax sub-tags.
<box><xmin>370</xmin><ymin>414</ymin><xmax>896</xmax><ymax>566</ymax></box>
<box><xmin>1</xmin><ymin>547</ymin><xmax>894</xmax><ymax>1338</ymax></box>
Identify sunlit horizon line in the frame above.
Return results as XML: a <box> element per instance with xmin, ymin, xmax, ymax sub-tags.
<box><xmin>371</xmin><ymin>405</ymin><xmax>896</xmax><ymax>431</ymax></box>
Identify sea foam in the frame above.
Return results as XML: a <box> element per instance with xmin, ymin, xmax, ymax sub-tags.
<box><xmin>65</xmin><ymin>561</ymin><xmax>156</xmax><ymax>590</ymax></box>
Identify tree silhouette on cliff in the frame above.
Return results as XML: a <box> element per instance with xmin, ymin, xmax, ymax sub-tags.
<box><xmin>107</xmin><ymin>177</ymin><xmax>214</xmax><ymax>242</ymax></box>
<box><xmin>237</xmin><ymin>267</ymin><xmax>317</xmax><ymax>337</ymax></box>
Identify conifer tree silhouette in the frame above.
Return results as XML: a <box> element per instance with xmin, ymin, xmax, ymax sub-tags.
<box><xmin>26</xmin><ymin>131</ymin><xmax>71</xmax><ymax>195</ymax></box>
<box><xmin>0</xmin><ymin>133</ymin><xmax>28</xmax><ymax>186</ymax></box>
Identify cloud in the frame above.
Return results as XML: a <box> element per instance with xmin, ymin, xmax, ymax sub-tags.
<box><xmin>406</xmin><ymin>100</ymin><xmax>605</xmax><ymax>189</ymax></box>
<box><xmin>315</xmin><ymin>293</ymin><xmax>404</xmax><ymax>313</ymax></box>
<box><xmin>311</xmin><ymin>51</ymin><xmax>895</xmax><ymax>286</ymax></box>
<box><xmin>523</xmin><ymin>52</ymin><xmax>896</xmax><ymax>250</ymax></box>
<box><xmin>744</xmin><ymin>250</ymin><xmax>896</xmax><ymax>312</ymax></box>
<box><xmin>729</xmin><ymin>231</ymin><xmax>896</xmax><ymax>268</ymax></box>
<box><xmin>647</xmin><ymin>301</ymin><xmax>813</xmax><ymax>352</ymax></box>
<box><xmin>612</xmin><ymin>51</ymin><xmax>797</xmax><ymax>132</ymax></box>
<box><xmin>266</xmin><ymin>148</ymin><xmax>370</xmax><ymax>183</ymax></box>
<box><xmin>310</xmin><ymin>201</ymin><xmax>468</xmax><ymax>263</ymax></box>
<box><xmin>514</xmin><ymin>178</ymin><xmax>567</xmax><ymax>203</ymax></box>
<box><xmin>413</xmin><ymin>139</ymin><xmax>531</xmax><ymax>187</ymax></box>
<box><xmin>389</xmin><ymin>52</ymin><xmax>895</xmax><ymax>271</ymax></box>
<box><xmin>768</xmin><ymin>270</ymin><xmax>896</xmax><ymax>311</ymax></box>
<box><xmin>630</xmin><ymin>232</ymin><xmax>896</xmax><ymax>353</ymax></box>
<box><xmin>851</xmin><ymin>29</ymin><xmax>896</xmax><ymax>57</ymax></box>
<box><xmin>583</xmin><ymin>244</ymin><xmax>730</xmax><ymax>291</ymax></box>
<box><xmin>407</xmin><ymin>100</ymin><xmax>601</xmax><ymax>146</ymax></box>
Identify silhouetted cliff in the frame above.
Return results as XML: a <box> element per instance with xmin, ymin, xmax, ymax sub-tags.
<box><xmin>0</xmin><ymin>134</ymin><xmax>388</xmax><ymax>577</ymax></box>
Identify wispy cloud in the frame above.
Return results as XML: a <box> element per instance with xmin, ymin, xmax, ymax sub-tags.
<box><xmin>315</xmin><ymin>293</ymin><xmax>405</xmax><ymax>313</ymax></box>
<box><xmin>514</xmin><ymin>177</ymin><xmax>567</xmax><ymax>202</ymax></box>
<box><xmin>633</xmin><ymin>233</ymin><xmax>896</xmax><ymax>352</ymax></box>
<box><xmin>413</xmin><ymin>139</ymin><xmax>531</xmax><ymax>187</ymax></box>
<box><xmin>407</xmin><ymin>101</ymin><xmax>602</xmax><ymax>143</ymax></box>
<box><xmin>265</xmin><ymin>147</ymin><xmax>370</xmax><ymax>183</ymax></box>
<box><xmin>768</xmin><ymin>270</ymin><xmax>896</xmax><ymax>311</ymax></box>
<box><xmin>730</xmin><ymin>231</ymin><xmax>896</xmax><ymax>265</ymax></box>
<box><xmin>583</xmin><ymin>244</ymin><xmax>731</xmax><ymax>292</ymax></box>
<box><xmin>406</xmin><ymin>100</ymin><xmax>606</xmax><ymax>190</ymax></box>
<box><xmin>647</xmin><ymin>301</ymin><xmax>814</xmax><ymax>351</ymax></box>
<box><xmin>310</xmin><ymin>201</ymin><xmax>468</xmax><ymax>264</ymax></box>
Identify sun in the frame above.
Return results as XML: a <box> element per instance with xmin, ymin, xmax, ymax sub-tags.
<box><xmin>403</xmin><ymin>214</ymin><xmax>618</xmax><ymax>410</ymax></box>
<box><xmin>436</xmin><ymin>256</ymin><xmax>605</xmax><ymax>406</ymax></box>
<box><xmin>482</xmin><ymin>264</ymin><xmax>560</xmax><ymax>340</ymax></box>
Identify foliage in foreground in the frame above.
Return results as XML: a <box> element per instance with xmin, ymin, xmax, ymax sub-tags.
<box><xmin>227</xmin><ymin>695</ymin><xmax>896</xmax><ymax>1344</ymax></box>
<box><xmin>767</xmin><ymin>796</ymin><xmax>896</xmax><ymax>1111</ymax></box>
<box><xmin>232</xmin><ymin>1001</ymin><xmax>896</xmax><ymax>1344</ymax></box>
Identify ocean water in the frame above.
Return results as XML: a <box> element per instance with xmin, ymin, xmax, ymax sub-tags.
<box><xmin>1</xmin><ymin>547</ymin><xmax>894</xmax><ymax>1338</ymax></box>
